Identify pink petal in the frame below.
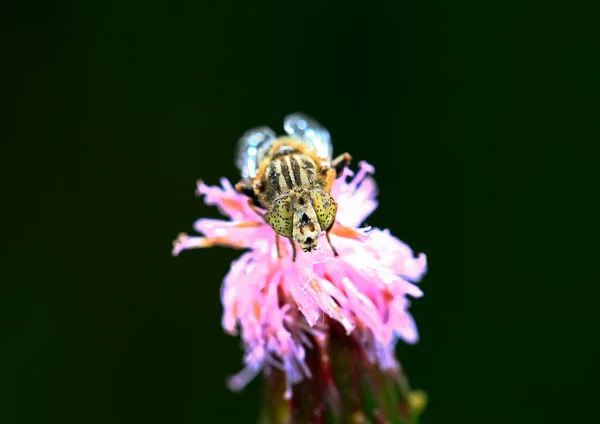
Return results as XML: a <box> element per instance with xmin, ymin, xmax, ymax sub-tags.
<box><xmin>174</xmin><ymin>156</ymin><xmax>428</xmax><ymax>396</ymax></box>
<box><xmin>196</xmin><ymin>178</ymin><xmax>261</xmax><ymax>222</ymax></box>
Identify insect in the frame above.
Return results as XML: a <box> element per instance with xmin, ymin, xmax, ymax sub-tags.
<box><xmin>234</xmin><ymin>113</ymin><xmax>352</xmax><ymax>261</ymax></box>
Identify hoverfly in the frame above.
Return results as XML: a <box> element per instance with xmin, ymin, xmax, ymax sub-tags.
<box><xmin>234</xmin><ymin>113</ymin><xmax>352</xmax><ymax>261</ymax></box>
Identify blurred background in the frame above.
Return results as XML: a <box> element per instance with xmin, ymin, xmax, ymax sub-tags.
<box><xmin>2</xmin><ymin>1</ymin><xmax>599</xmax><ymax>423</ymax></box>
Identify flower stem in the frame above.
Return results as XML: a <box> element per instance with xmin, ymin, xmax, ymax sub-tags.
<box><xmin>257</xmin><ymin>321</ymin><xmax>426</xmax><ymax>424</ymax></box>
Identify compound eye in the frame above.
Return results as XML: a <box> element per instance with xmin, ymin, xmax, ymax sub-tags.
<box><xmin>266</xmin><ymin>195</ymin><xmax>293</xmax><ymax>238</ymax></box>
<box><xmin>309</xmin><ymin>189</ymin><xmax>337</xmax><ymax>231</ymax></box>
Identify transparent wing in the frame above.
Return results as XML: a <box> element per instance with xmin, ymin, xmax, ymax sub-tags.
<box><xmin>283</xmin><ymin>113</ymin><xmax>332</xmax><ymax>160</ymax></box>
<box><xmin>235</xmin><ymin>126</ymin><xmax>277</xmax><ymax>178</ymax></box>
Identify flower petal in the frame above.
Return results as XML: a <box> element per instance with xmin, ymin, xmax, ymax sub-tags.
<box><xmin>172</xmin><ymin>233</ymin><xmax>247</xmax><ymax>256</ymax></box>
<box><xmin>333</xmin><ymin>162</ymin><xmax>379</xmax><ymax>227</ymax></box>
<box><xmin>196</xmin><ymin>178</ymin><xmax>262</xmax><ymax>222</ymax></box>
<box><xmin>175</xmin><ymin>157</ymin><xmax>427</xmax><ymax>396</ymax></box>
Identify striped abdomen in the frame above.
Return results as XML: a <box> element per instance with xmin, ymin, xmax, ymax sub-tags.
<box><xmin>262</xmin><ymin>153</ymin><xmax>321</xmax><ymax>204</ymax></box>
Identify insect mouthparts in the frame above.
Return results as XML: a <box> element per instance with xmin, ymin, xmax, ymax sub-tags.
<box><xmin>300</xmin><ymin>213</ymin><xmax>310</xmax><ymax>225</ymax></box>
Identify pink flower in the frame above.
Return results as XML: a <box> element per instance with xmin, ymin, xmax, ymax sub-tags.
<box><xmin>173</xmin><ymin>161</ymin><xmax>427</xmax><ymax>399</ymax></box>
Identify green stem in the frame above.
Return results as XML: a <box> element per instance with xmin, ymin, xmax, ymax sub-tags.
<box><xmin>257</xmin><ymin>321</ymin><xmax>426</xmax><ymax>424</ymax></box>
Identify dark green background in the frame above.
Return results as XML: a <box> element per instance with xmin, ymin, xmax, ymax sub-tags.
<box><xmin>3</xmin><ymin>1</ymin><xmax>599</xmax><ymax>423</ymax></box>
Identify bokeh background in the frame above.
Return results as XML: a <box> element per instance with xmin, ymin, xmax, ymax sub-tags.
<box><xmin>3</xmin><ymin>1</ymin><xmax>599</xmax><ymax>423</ymax></box>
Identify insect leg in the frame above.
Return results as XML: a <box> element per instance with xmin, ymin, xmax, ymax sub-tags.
<box><xmin>289</xmin><ymin>238</ymin><xmax>297</xmax><ymax>262</ymax></box>
<box><xmin>248</xmin><ymin>199</ymin><xmax>285</xmax><ymax>260</ymax></box>
<box><xmin>275</xmin><ymin>234</ymin><xmax>283</xmax><ymax>259</ymax></box>
<box><xmin>244</xmin><ymin>197</ymin><xmax>289</xmax><ymax>261</ymax></box>
<box><xmin>331</xmin><ymin>153</ymin><xmax>352</xmax><ymax>178</ymax></box>
<box><xmin>246</xmin><ymin>199</ymin><xmax>270</xmax><ymax>225</ymax></box>
<box><xmin>244</xmin><ymin>197</ymin><xmax>287</xmax><ymax>261</ymax></box>
<box><xmin>235</xmin><ymin>180</ymin><xmax>261</xmax><ymax>205</ymax></box>
<box><xmin>325</xmin><ymin>229</ymin><xmax>339</xmax><ymax>257</ymax></box>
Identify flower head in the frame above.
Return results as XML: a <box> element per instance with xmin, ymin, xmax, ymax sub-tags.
<box><xmin>173</xmin><ymin>161</ymin><xmax>427</xmax><ymax>399</ymax></box>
